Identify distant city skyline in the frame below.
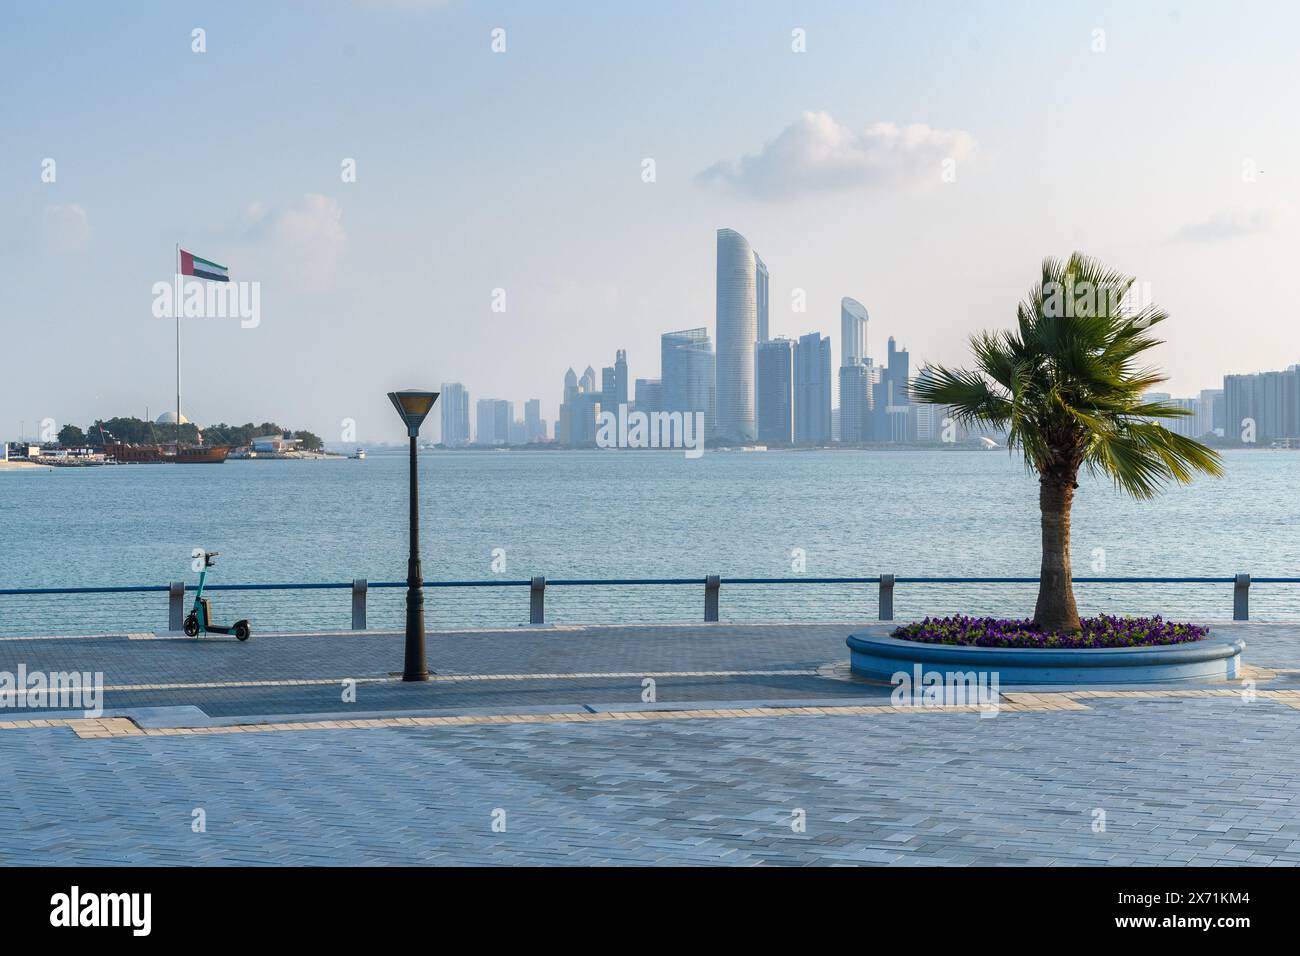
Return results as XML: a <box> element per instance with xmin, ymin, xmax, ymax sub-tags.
<box><xmin>427</xmin><ymin>212</ymin><xmax>1290</xmax><ymax>448</ymax></box>
<box><xmin>4</xmin><ymin>2</ymin><xmax>1296</xmax><ymax>443</ymax></box>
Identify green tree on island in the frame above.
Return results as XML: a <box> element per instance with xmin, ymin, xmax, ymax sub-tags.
<box><xmin>85</xmin><ymin>418</ymin><xmax>318</xmax><ymax>450</ymax></box>
<box><xmin>87</xmin><ymin>417</ymin><xmax>198</xmax><ymax>445</ymax></box>
<box><xmin>57</xmin><ymin>425</ymin><xmax>86</xmax><ymax>447</ymax></box>
<box><xmin>912</xmin><ymin>253</ymin><xmax>1224</xmax><ymax>633</ymax></box>
<box><xmin>290</xmin><ymin>430</ymin><xmax>323</xmax><ymax>452</ymax></box>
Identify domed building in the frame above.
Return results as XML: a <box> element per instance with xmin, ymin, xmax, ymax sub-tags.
<box><xmin>155</xmin><ymin>411</ymin><xmax>194</xmax><ymax>426</ymax></box>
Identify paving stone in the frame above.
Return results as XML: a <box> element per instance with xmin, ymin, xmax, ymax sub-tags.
<box><xmin>0</xmin><ymin>623</ymin><xmax>1296</xmax><ymax>865</ymax></box>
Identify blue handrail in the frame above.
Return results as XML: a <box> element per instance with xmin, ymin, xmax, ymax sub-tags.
<box><xmin>2</xmin><ymin>573</ymin><xmax>1293</xmax><ymax>627</ymax></box>
<box><xmin>4</xmin><ymin>575</ymin><xmax>1298</xmax><ymax>597</ymax></box>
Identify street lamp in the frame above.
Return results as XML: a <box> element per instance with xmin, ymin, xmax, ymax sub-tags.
<box><xmin>388</xmin><ymin>388</ymin><xmax>439</xmax><ymax>681</ymax></box>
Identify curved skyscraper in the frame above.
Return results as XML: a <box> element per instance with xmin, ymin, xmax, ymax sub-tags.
<box><xmin>841</xmin><ymin>297</ymin><xmax>868</xmax><ymax>368</ymax></box>
<box><xmin>715</xmin><ymin>228</ymin><xmax>758</xmax><ymax>442</ymax></box>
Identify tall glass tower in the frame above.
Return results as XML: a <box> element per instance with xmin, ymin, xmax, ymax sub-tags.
<box><xmin>715</xmin><ymin>228</ymin><xmax>758</xmax><ymax>442</ymax></box>
<box><xmin>662</xmin><ymin>328</ymin><xmax>715</xmax><ymax>436</ymax></box>
<box><xmin>757</xmin><ymin>338</ymin><xmax>795</xmax><ymax>444</ymax></box>
<box><xmin>840</xmin><ymin>297</ymin><xmax>868</xmax><ymax>368</ymax></box>
<box><xmin>794</xmin><ymin>332</ymin><xmax>832</xmax><ymax>444</ymax></box>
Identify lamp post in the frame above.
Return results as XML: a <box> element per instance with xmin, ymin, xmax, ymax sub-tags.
<box><xmin>387</xmin><ymin>389</ymin><xmax>439</xmax><ymax>681</ymax></box>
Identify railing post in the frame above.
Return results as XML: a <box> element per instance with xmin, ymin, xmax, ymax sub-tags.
<box><xmin>704</xmin><ymin>575</ymin><xmax>720</xmax><ymax>622</ymax></box>
<box><xmin>530</xmin><ymin>576</ymin><xmax>546</xmax><ymax>624</ymax></box>
<box><xmin>168</xmin><ymin>581</ymin><xmax>185</xmax><ymax>631</ymax></box>
<box><xmin>352</xmin><ymin>578</ymin><xmax>368</xmax><ymax>630</ymax></box>
<box><xmin>879</xmin><ymin>573</ymin><xmax>895</xmax><ymax>622</ymax></box>
<box><xmin>1234</xmin><ymin>573</ymin><xmax>1250</xmax><ymax>621</ymax></box>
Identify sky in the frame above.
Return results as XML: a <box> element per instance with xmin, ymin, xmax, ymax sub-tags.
<box><xmin>1</xmin><ymin>0</ymin><xmax>1297</xmax><ymax>443</ymax></box>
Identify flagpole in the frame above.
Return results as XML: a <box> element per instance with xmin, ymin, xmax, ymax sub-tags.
<box><xmin>175</xmin><ymin>242</ymin><xmax>181</xmax><ymax>451</ymax></box>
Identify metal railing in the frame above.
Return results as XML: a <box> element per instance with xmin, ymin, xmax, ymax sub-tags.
<box><xmin>0</xmin><ymin>572</ymin><xmax>1290</xmax><ymax>631</ymax></box>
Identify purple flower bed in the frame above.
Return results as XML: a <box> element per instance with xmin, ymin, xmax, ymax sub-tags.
<box><xmin>892</xmin><ymin>614</ymin><xmax>1209</xmax><ymax>649</ymax></box>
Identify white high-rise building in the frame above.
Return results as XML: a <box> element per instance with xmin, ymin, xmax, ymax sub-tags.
<box><xmin>755</xmin><ymin>254</ymin><xmax>770</xmax><ymax>344</ymax></box>
<box><xmin>715</xmin><ymin>228</ymin><xmax>759</xmax><ymax>442</ymax></box>
<box><xmin>439</xmin><ymin>382</ymin><xmax>470</xmax><ymax>447</ymax></box>
<box><xmin>1196</xmin><ymin>388</ymin><xmax>1223</xmax><ymax>437</ymax></box>
<box><xmin>841</xmin><ymin>297</ymin><xmax>868</xmax><ymax>368</ymax></box>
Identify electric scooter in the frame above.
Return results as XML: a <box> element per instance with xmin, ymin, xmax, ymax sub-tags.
<box><xmin>183</xmin><ymin>551</ymin><xmax>252</xmax><ymax>640</ymax></box>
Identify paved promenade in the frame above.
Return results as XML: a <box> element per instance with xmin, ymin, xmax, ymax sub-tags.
<box><xmin>0</xmin><ymin>621</ymin><xmax>1297</xmax><ymax>865</ymax></box>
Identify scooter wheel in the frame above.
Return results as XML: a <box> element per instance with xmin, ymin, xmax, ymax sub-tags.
<box><xmin>183</xmin><ymin>613</ymin><xmax>200</xmax><ymax>637</ymax></box>
<box><xmin>235</xmin><ymin>621</ymin><xmax>251</xmax><ymax>641</ymax></box>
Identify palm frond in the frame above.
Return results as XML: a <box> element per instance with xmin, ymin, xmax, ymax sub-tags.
<box><xmin>912</xmin><ymin>251</ymin><xmax>1223</xmax><ymax>497</ymax></box>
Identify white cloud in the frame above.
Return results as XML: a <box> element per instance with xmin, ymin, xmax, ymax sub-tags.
<box><xmin>42</xmin><ymin>203</ymin><xmax>92</xmax><ymax>253</ymax></box>
<box><xmin>269</xmin><ymin>194</ymin><xmax>347</xmax><ymax>284</ymax></box>
<box><xmin>241</xmin><ymin>194</ymin><xmax>347</xmax><ymax>287</ymax></box>
<box><xmin>1173</xmin><ymin>209</ymin><xmax>1271</xmax><ymax>243</ymax></box>
<box><xmin>699</xmin><ymin>111</ymin><xmax>976</xmax><ymax>201</ymax></box>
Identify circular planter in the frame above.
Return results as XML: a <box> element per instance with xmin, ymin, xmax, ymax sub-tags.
<box><xmin>846</xmin><ymin>625</ymin><xmax>1245</xmax><ymax>685</ymax></box>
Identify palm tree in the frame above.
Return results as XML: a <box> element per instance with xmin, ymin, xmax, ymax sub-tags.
<box><xmin>912</xmin><ymin>253</ymin><xmax>1223</xmax><ymax>633</ymax></box>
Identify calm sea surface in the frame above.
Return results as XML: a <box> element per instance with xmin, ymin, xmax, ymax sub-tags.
<box><xmin>2</xmin><ymin>448</ymin><xmax>1297</xmax><ymax>633</ymax></box>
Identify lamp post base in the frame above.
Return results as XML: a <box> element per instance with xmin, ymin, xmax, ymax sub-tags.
<box><xmin>402</xmin><ymin>585</ymin><xmax>428</xmax><ymax>679</ymax></box>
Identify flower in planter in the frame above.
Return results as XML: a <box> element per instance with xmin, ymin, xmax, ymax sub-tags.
<box><xmin>893</xmin><ymin>615</ymin><xmax>1208</xmax><ymax>648</ymax></box>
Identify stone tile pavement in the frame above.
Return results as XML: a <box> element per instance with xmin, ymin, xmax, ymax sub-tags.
<box><xmin>0</xmin><ymin>621</ymin><xmax>1296</xmax><ymax>865</ymax></box>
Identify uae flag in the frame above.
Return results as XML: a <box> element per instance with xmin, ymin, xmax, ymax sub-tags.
<box><xmin>180</xmin><ymin>249</ymin><xmax>229</xmax><ymax>282</ymax></box>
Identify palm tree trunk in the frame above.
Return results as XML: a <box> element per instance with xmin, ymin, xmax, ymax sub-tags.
<box><xmin>1033</xmin><ymin>478</ymin><xmax>1081</xmax><ymax>632</ymax></box>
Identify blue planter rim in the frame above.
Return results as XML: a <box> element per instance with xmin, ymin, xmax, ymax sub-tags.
<box><xmin>846</xmin><ymin>626</ymin><xmax>1244</xmax><ymax>669</ymax></box>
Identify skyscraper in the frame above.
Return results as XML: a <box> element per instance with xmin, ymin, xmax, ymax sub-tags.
<box><xmin>600</xmin><ymin>349</ymin><xmax>630</xmax><ymax>416</ymax></box>
<box><xmin>715</xmin><ymin>228</ymin><xmax>759</xmax><ymax>442</ymax></box>
<box><xmin>912</xmin><ymin>366</ymin><xmax>952</xmax><ymax>444</ymax></box>
<box><xmin>1224</xmin><ymin>366</ymin><xmax>1300</xmax><ymax>443</ymax></box>
<box><xmin>661</xmin><ymin>328</ymin><xmax>715</xmax><ymax>436</ymax></box>
<box><xmin>557</xmin><ymin>368</ymin><xmax>579</xmax><ymax>445</ymax></box>
<box><xmin>756</xmin><ymin>338</ymin><xmax>795</xmax><ymax>444</ymax></box>
<box><xmin>524</xmin><ymin>398</ymin><xmax>544</xmax><ymax>442</ymax></box>
<box><xmin>840</xmin><ymin>297</ymin><xmax>868</xmax><ymax>368</ymax></box>
<box><xmin>1195</xmin><ymin>388</ymin><xmax>1223</xmax><ymax>438</ymax></box>
<box><xmin>558</xmin><ymin>366</ymin><xmax>601</xmax><ymax>446</ymax></box>
<box><xmin>614</xmin><ymin>349</ymin><xmax>629</xmax><ymax>407</ymax></box>
<box><xmin>873</xmin><ymin>336</ymin><xmax>911</xmax><ymax>441</ymax></box>
<box><xmin>794</xmin><ymin>332</ymin><xmax>832</xmax><ymax>444</ymax></box>
<box><xmin>1164</xmin><ymin>397</ymin><xmax>1200</xmax><ymax>438</ymax></box>
<box><xmin>439</xmin><ymin>382</ymin><xmax>470</xmax><ymax>447</ymax></box>
<box><xmin>475</xmin><ymin>398</ymin><xmax>512</xmax><ymax>446</ymax></box>
<box><xmin>755</xmin><ymin>254</ymin><xmax>770</xmax><ymax>344</ymax></box>
<box><xmin>838</xmin><ymin>361</ymin><xmax>876</xmax><ymax>443</ymax></box>
<box><xmin>601</xmin><ymin>365</ymin><xmax>616</xmax><ymax>406</ymax></box>
<box><xmin>635</xmin><ymin>378</ymin><xmax>663</xmax><ymax>414</ymax></box>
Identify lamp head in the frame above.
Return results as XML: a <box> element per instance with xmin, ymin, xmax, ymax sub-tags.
<box><xmin>387</xmin><ymin>389</ymin><xmax>440</xmax><ymax>438</ymax></box>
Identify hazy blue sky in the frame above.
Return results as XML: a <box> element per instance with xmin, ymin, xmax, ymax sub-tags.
<box><xmin>2</xmin><ymin>0</ymin><xmax>1296</xmax><ymax>442</ymax></box>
